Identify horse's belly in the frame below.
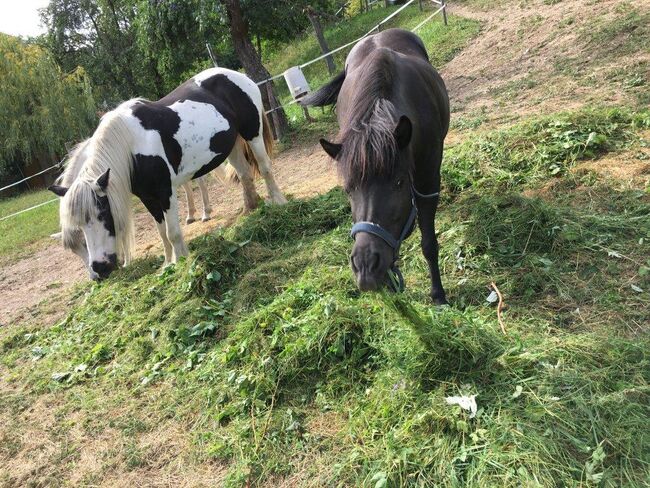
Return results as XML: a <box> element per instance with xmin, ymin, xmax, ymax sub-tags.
<box><xmin>171</xmin><ymin>100</ymin><xmax>232</xmax><ymax>177</ymax></box>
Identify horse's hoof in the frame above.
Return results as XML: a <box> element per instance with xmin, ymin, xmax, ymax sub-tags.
<box><xmin>431</xmin><ymin>294</ymin><xmax>448</xmax><ymax>306</ymax></box>
<box><xmin>201</xmin><ymin>216</ymin><xmax>211</xmax><ymax>222</ymax></box>
<box><xmin>273</xmin><ymin>195</ymin><xmax>288</xmax><ymax>205</ymax></box>
<box><xmin>186</xmin><ymin>218</ymin><xmax>196</xmax><ymax>225</ymax></box>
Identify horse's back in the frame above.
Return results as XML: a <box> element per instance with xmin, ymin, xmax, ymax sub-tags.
<box><xmin>347</xmin><ymin>29</ymin><xmax>429</xmax><ymax>70</ymax></box>
<box><xmin>160</xmin><ymin>68</ymin><xmax>262</xmax><ymax>142</ymax></box>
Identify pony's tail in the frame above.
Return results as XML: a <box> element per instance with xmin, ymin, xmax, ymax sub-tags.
<box><xmin>221</xmin><ymin>113</ymin><xmax>274</xmax><ymax>184</ymax></box>
<box><xmin>299</xmin><ymin>71</ymin><xmax>345</xmax><ymax>107</ymax></box>
<box><xmin>221</xmin><ymin>137</ymin><xmax>259</xmax><ymax>184</ymax></box>
<box><xmin>262</xmin><ymin>111</ymin><xmax>274</xmax><ymax>157</ymax></box>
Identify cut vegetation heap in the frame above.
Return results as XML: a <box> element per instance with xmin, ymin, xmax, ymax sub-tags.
<box><xmin>2</xmin><ymin>107</ymin><xmax>649</xmax><ymax>486</ymax></box>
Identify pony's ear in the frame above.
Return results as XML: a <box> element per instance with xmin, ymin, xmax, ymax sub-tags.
<box><xmin>394</xmin><ymin>115</ymin><xmax>412</xmax><ymax>150</ymax></box>
<box><xmin>96</xmin><ymin>168</ymin><xmax>110</xmax><ymax>191</ymax></box>
<box><xmin>48</xmin><ymin>185</ymin><xmax>68</xmax><ymax>197</ymax></box>
<box><xmin>320</xmin><ymin>138</ymin><xmax>342</xmax><ymax>160</ymax></box>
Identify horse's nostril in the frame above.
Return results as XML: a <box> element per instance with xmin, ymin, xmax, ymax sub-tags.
<box><xmin>350</xmin><ymin>254</ymin><xmax>359</xmax><ymax>273</ymax></box>
<box><xmin>91</xmin><ymin>260</ymin><xmax>114</xmax><ymax>278</ymax></box>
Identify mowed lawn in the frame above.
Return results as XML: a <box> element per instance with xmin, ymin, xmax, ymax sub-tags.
<box><xmin>0</xmin><ymin>189</ymin><xmax>59</xmax><ymax>265</ymax></box>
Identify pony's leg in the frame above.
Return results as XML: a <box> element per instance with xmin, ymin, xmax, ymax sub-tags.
<box><xmin>417</xmin><ymin>193</ymin><xmax>447</xmax><ymax>305</ymax></box>
<box><xmin>141</xmin><ymin>197</ymin><xmax>173</xmax><ymax>266</ymax></box>
<box><xmin>155</xmin><ymin>220</ymin><xmax>173</xmax><ymax>266</ymax></box>
<box><xmin>182</xmin><ymin>182</ymin><xmax>197</xmax><ymax>224</ymax></box>
<box><xmin>197</xmin><ymin>177</ymin><xmax>212</xmax><ymax>221</ymax></box>
<box><xmin>247</xmin><ymin>136</ymin><xmax>287</xmax><ymax>204</ymax></box>
<box><xmin>227</xmin><ymin>143</ymin><xmax>262</xmax><ymax>213</ymax></box>
<box><xmin>163</xmin><ymin>190</ymin><xmax>189</xmax><ymax>262</ymax></box>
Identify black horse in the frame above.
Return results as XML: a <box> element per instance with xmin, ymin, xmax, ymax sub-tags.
<box><xmin>301</xmin><ymin>28</ymin><xmax>450</xmax><ymax>304</ymax></box>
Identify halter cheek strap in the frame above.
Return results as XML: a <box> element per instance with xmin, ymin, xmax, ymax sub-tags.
<box><xmin>350</xmin><ymin>186</ymin><xmax>439</xmax><ymax>292</ymax></box>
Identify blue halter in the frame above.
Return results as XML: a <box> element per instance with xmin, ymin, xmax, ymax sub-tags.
<box><xmin>350</xmin><ymin>185</ymin><xmax>439</xmax><ymax>292</ymax></box>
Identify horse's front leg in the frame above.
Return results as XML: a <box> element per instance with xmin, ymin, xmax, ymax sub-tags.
<box><xmin>164</xmin><ymin>190</ymin><xmax>189</xmax><ymax>262</ymax></box>
<box><xmin>417</xmin><ymin>195</ymin><xmax>447</xmax><ymax>305</ymax></box>
<box><xmin>141</xmin><ymin>197</ymin><xmax>173</xmax><ymax>266</ymax></box>
<box><xmin>197</xmin><ymin>177</ymin><xmax>213</xmax><ymax>221</ymax></box>
<box><xmin>155</xmin><ymin>220</ymin><xmax>173</xmax><ymax>266</ymax></box>
<box><xmin>182</xmin><ymin>182</ymin><xmax>197</xmax><ymax>224</ymax></box>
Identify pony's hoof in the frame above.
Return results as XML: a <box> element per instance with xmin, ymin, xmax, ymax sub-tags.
<box><xmin>186</xmin><ymin>218</ymin><xmax>196</xmax><ymax>225</ymax></box>
<box><xmin>201</xmin><ymin>216</ymin><xmax>211</xmax><ymax>222</ymax></box>
<box><xmin>431</xmin><ymin>295</ymin><xmax>448</xmax><ymax>306</ymax></box>
<box><xmin>273</xmin><ymin>195</ymin><xmax>288</xmax><ymax>205</ymax></box>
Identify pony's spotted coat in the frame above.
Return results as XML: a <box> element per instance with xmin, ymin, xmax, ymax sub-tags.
<box><xmin>52</xmin><ymin>67</ymin><xmax>286</xmax><ymax>280</ymax></box>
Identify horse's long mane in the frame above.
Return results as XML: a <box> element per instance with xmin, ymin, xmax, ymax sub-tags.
<box><xmin>336</xmin><ymin>51</ymin><xmax>402</xmax><ymax>185</ymax></box>
<box><xmin>59</xmin><ymin>106</ymin><xmax>136</xmax><ymax>262</ymax></box>
<box><xmin>57</xmin><ymin>138</ymin><xmax>91</xmax><ymax>188</ymax></box>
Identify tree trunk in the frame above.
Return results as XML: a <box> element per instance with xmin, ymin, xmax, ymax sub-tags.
<box><xmin>306</xmin><ymin>6</ymin><xmax>336</xmax><ymax>75</ymax></box>
<box><xmin>222</xmin><ymin>0</ymin><xmax>289</xmax><ymax>139</ymax></box>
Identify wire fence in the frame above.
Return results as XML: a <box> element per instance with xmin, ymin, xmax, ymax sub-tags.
<box><xmin>257</xmin><ymin>0</ymin><xmax>446</xmax><ymax>115</ymax></box>
<box><xmin>0</xmin><ymin>160</ymin><xmax>63</xmax><ymax>194</ymax></box>
<box><xmin>1</xmin><ymin>0</ymin><xmax>448</xmax><ymax>221</ymax></box>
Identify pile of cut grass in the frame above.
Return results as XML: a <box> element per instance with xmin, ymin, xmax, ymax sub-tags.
<box><xmin>1</xmin><ymin>107</ymin><xmax>649</xmax><ymax>486</ymax></box>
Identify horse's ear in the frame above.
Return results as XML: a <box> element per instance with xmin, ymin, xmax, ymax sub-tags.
<box><xmin>96</xmin><ymin>168</ymin><xmax>110</xmax><ymax>191</ymax></box>
<box><xmin>48</xmin><ymin>185</ymin><xmax>68</xmax><ymax>197</ymax></box>
<box><xmin>320</xmin><ymin>138</ymin><xmax>342</xmax><ymax>160</ymax></box>
<box><xmin>394</xmin><ymin>115</ymin><xmax>412</xmax><ymax>150</ymax></box>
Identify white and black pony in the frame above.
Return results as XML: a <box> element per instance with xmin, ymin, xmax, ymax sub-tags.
<box><xmin>301</xmin><ymin>29</ymin><xmax>450</xmax><ymax>304</ymax></box>
<box><xmin>50</xmin><ymin>68</ymin><xmax>286</xmax><ymax>280</ymax></box>
<box><xmin>50</xmin><ymin>138</ymin><xmax>229</xmax><ymax>278</ymax></box>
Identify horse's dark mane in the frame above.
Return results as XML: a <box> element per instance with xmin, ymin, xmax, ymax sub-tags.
<box><xmin>337</xmin><ymin>51</ymin><xmax>402</xmax><ymax>186</ymax></box>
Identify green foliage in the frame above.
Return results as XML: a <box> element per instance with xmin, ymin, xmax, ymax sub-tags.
<box><xmin>0</xmin><ymin>34</ymin><xmax>97</xmax><ymax>181</ymax></box>
<box><xmin>41</xmin><ymin>0</ymin><xmax>164</xmax><ymax>102</ymax></box>
<box><xmin>2</xmin><ymin>107</ymin><xmax>649</xmax><ymax>486</ymax></box>
<box><xmin>443</xmin><ymin>107</ymin><xmax>650</xmax><ymax>194</ymax></box>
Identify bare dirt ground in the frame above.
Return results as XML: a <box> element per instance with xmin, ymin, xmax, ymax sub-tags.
<box><xmin>2</xmin><ymin>0</ymin><xmax>648</xmax><ymax>485</ymax></box>
<box><xmin>443</xmin><ymin>0</ymin><xmax>649</xmax><ymax>119</ymax></box>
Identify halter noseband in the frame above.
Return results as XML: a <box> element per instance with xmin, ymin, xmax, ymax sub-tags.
<box><xmin>350</xmin><ymin>185</ymin><xmax>439</xmax><ymax>292</ymax></box>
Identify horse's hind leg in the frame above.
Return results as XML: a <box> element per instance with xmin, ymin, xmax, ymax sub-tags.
<box><xmin>417</xmin><ymin>194</ymin><xmax>447</xmax><ymax>305</ymax></box>
<box><xmin>247</xmin><ymin>136</ymin><xmax>287</xmax><ymax>204</ymax></box>
<box><xmin>197</xmin><ymin>177</ymin><xmax>212</xmax><ymax>221</ymax></box>
<box><xmin>182</xmin><ymin>182</ymin><xmax>197</xmax><ymax>224</ymax></box>
<box><xmin>227</xmin><ymin>142</ymin><xmax>262</xmax><ymax>213</ymax></box>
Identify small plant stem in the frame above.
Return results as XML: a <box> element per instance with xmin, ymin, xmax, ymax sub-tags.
<box><xmin>490</xmin><ymin>282</ymin><xmax>507</xmax><ymax>335</ymax></box>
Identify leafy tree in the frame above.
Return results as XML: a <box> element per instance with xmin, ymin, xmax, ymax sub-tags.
<box><xmin>0</xmin><ymin>33</ymin><xmax>97</xmax><ymax>186</ymax></box>
<box><xmin>40</xmin><ymin>0</ymin><xmax>164</xmax><ymax>103</ymax></box>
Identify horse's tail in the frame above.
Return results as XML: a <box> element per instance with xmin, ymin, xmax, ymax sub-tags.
<box><xmin>223</xmin><ymin>112</ymin><xmax>274</xmax><ymax>184</ymax></box>
<box><xmin>262</xmin><ymin>111</ymin><xmax>274</xmax><ymax>158</ymax></box>
<box><xmin>299</xmin><ymin>70</ymin><xmax>346</xmax><ymax>107</ymax></box>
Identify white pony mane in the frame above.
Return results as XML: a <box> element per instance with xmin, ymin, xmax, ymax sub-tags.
<box><xmin>59</xmin><ymin>107</ymin><xmax>137</xmax><ymax>263</ymax></box>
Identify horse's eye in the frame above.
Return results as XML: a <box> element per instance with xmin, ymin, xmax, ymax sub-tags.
<box><xmin>396</xmin><ymin>179</ymin><xmax>403</xmax><ymax>188</ymax></box>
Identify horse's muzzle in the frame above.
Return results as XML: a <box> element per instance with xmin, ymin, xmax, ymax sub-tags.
<box><xmin>91</xmin><ymin>254</ymin><xmax>117</xmax><ymax>281</ymax></box>
<box><xmin>350</xmin><ymin>237</ymin><xmax>391</xmax><ymax>292</ymax></box>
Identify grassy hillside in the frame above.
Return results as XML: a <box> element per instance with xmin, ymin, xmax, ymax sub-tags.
<box><xmin>2</xmin><ymin>107</ymin><xmax>648</xmax><ymax>486</ymax></box>
<box><xmin>264</xmin><ymin>4</ymin><xmax>480</xmax><ymax>124</ymax></box>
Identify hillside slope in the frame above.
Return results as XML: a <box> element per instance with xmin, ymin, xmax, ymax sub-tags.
<box><xmin>1</xmin><ymin>0</ymin><xmax>649</xmax><ymax>486</ymax></box>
